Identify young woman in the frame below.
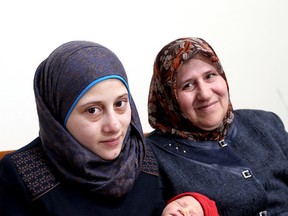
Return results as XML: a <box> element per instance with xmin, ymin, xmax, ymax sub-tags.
<box><xmin>147</xmin><ymin>37</ymin><xmax>288</xmax><ymax>215</ymax></box>
<box><xmin>0</xmin><ymin>40</ymin><xmax>218</xmax><ymax>216</ymax></box>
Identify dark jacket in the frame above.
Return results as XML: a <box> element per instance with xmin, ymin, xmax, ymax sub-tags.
<box><xmin>147</xmin><ymin>109</ymin><xmax>288</xmax><ymax>216</ymax></box>
<box><xmin>0</xmin><ymin>138</ymin><xmax>165</xmax><ymax>216</ymax></box>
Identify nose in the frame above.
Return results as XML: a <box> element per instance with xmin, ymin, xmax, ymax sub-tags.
<box><xmin>196</xmin><ymin>82</ymin><xmax>211</xmax><ymax>101</ymax></box>
<box><xmin>102</xmin><ymin>110</ymin><xmax>121</xmax><ymax>134</ymax></box>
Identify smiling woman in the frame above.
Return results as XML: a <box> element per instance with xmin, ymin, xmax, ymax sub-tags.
<box><xmin>146</xmin><ymin>37</ymin><xmax>288</xmax><ymax>215</ymax></box>
<box><xmin>175</xmin><ymin>54</ymin><xmax>229</xmax><ymax>131</ymax></box>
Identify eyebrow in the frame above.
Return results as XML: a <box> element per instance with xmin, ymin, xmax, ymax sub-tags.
<box><xmin>77</xmin><ymin>92</ymin><xmax>129</xmax><ymax>108</ymax></box>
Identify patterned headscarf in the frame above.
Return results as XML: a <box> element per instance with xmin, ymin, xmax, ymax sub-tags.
<box><xmin>34</xmin><ymin>41</ymin><xmax>145</xmax><ymax>197</ymax></box>
<box><xmin>148</xmin><ymin>37</ymin><xmax>234</xmax><ymax>141</ymax></box>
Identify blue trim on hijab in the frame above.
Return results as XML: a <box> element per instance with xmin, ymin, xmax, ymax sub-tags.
<box><xmin>64</xmin><ymin>74</ymin><xmax>130</xmax><ymax>126</ymax></box>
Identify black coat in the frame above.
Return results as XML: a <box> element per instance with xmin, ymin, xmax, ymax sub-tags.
<box><xmin>147</xmin><ymin>109</ymin><xmax>288</xmax><ymax>216</ymax></box>
<box><xmin>0</xmin><ymin>138</ymin><xmax>165</xmax><ymax>216</ymax></box>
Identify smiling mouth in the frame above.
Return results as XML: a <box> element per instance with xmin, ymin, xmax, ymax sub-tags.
<box><xmin>196</xmin><ymin>101</ymin><xmax>217</xmax><ymax>110</ymax></box>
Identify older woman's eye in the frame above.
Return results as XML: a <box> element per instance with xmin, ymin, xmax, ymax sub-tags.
<box><xmin>206</xmin><ymin>72</ymin><xmax>217</xmax><ymax>80</ymax></box>
<box><xmin>183</xmin><ymin>82</ymin><xmax>194</xmax><ymax>90</ymax></box>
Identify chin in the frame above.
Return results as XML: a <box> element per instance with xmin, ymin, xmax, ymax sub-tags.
<box><xmin>104</xmin><ymin>151</ymin><xmax>122</xmax><ymax>161</ymax></box>
<box><xmin>198</xmin><ymin>117</ymin><xmax>223</xmax><ymax>130</ymax></box>
<box><xmin>199</xmin><ymin>123</ymin><xmax>220</xmax><ymax>131</ymax></box>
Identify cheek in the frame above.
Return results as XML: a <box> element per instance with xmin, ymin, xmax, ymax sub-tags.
<box><xmin>215</xmin><ymin>79</ymin><xmax>229</xmax><ymax>98</ymax></box>
<box><xmin>177</xmin><ymin>92</ymin><xmax>194</xmax><ymax>107</ymax></box>
<box><xmin>217</xmin><ymin>81</ymin><xmax>230</xmax><ymax>111</ymax></box>
<box><xmin>221</xmin><ymin>86</ymin><xmax>229</xmax><ymax>102</ymax></box>
<box><xmin>220</xmin><ymin>78</ymin><xmax>229</xmax><ymax>94</ymax></box>
<box><xmin>119</xmin><ymin>109</ymin><xmax>132</xmax><ymax>132</ymax></box>
<box><xmin>123</xmin><ymin>114</ymin><xmax>132</xmax><ymax>130</ymax></box>
<box><xmin>73</xmin><ymin>124</ymin><xmax>101</xmax><ymax>147</ymax></box>
<box><xmin>177</xmin><ymin>93</ymin><xmax>194</xmax><ymax>113</ymax></box>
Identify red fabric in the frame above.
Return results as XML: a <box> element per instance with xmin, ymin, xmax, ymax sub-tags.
<box><xmin>167</xmin><ymin>192</ymin><xmax>219</xmax><ymax>216</ymax></box>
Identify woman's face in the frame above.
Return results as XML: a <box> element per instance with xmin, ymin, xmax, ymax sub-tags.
<box><xmin>66</xmin><ymin>79</ymin><xmax>131</xmax><ymax>160</ymax></box>
<box><xmin>176</xmin><ymin>55</ymin><xmax>229</xmax><ymax>131</ymax></box>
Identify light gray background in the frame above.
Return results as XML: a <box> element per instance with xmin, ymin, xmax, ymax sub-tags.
<box><xmin>1</xmin><ymin>0</ymin><xmax>287</xmax><ymax>150</ymax></box>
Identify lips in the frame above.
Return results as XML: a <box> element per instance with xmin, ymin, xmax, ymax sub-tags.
<box><xmin>195</xmin><ymin>101</ymin><xmax>217</xmax><ymax>111</ymax></box>
<box><xmin>101</xmin><ymin>136</ymin><xmax>121</xmax><ymax>147</ymax></box>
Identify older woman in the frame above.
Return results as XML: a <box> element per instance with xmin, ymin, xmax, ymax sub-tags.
<box><xmin>147</xmin><ymin>37</ymin><xmax>288</xmax><ymax>215</ymax></box>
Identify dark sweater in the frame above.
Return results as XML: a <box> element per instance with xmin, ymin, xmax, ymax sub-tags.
<box><xmin>0</xmin><ymin>138</ymin><xmax>165</xmax><ymax>216</ymax></box>
<box><xmin>147</xmin><ymin>109</ymin><xmax>288</xmax><ymax>216</ymax></box>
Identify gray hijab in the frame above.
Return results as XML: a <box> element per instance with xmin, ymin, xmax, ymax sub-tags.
<box><xmin>34</xmin><ymin>41</ymin><xmax>145</xmax><ymax>197</ymax></box>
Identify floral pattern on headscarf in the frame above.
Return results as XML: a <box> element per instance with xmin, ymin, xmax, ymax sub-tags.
<box><xmin>148</xmin><ymin>37</ymin><xmax>234</xmax><ymax>141</ymax></box>
<box><xmin>34</xmin><ymin>41</ymin><xmax>145</xmax><ymax>197</ymax></box>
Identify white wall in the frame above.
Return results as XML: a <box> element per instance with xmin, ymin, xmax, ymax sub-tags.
<box><xmin>1</xmin><ymin>0</ymin><xmax>287</xmax><ymax>151</ymax></box>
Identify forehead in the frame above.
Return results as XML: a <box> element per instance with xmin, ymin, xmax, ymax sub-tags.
<box><xmin>177</xmin><ymin>55</ymin><xmax>216</xmax><ymax>76</ymax></box>
<box><xmin>95</xmin><ymin>78</ymin><xmax>126</xmax><ymax>88</ymax></box>
<box><xmin>78</xmin><ymin>79</ymin><xmax>128</xmax><ymax>102</ymax></box>
<box><xmin>180</xmin><ymin>54</ymin><xmax>214</xmax><ymax>69</ymax></box>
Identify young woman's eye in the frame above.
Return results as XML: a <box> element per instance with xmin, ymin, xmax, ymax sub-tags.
<box><xmin>115</xmin><ymin>100</ymin><xmax>127</xmax><ymax>108</ymax></box>
<box><xmin>86</xmin><ymin>107</ymin><xmax>101</xmax><ymax>115</ymax></box>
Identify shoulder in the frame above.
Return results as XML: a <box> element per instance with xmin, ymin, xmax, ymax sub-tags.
<box><xmin>236</xmin><ymin>109</ymin><xmax>277</xmax><ymax>118</ymax></box>
<box><xmin>233</xmin><ymin>109</ymin><xmax>288</xmax><ymax>149</ymax></box>
<box><xmin>234</xmin><ymin>109</ymin><xmax>285</xmax><ymax>129</ymax></box>
<box><xmin>235</xmin><ymin>109</ymin><xmax>280</xmax><ymax>120</ymax></box>
<box><xmin>0</xmin><ymin>138</ymin><xmax>59</xmax><ymax>201</ymax></box>
<box><xmin>146</xmin><ymin>130</ymin><xmax>171</xmax><ymax>143</ymax></box>
<box><xmin>141</xmin><ymin>144</ymin><xmax>159</xmax><ymax>176</ymax></box>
